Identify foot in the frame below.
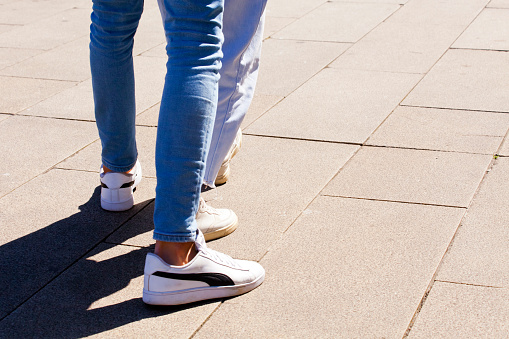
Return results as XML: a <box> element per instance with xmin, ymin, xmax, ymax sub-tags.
<box><xmin>143</xmin><ymin>231</ymin><xmax>265</xmax><ymax>306</ymax></box>
<box><xmin>197</xmin><ymin>197</ymin><xmax>238</xmax><ymax>241</ymax></box>
<box><xmin>214</xmin><ymin>128</ymin><xmax>242</xmax><ymax>186</ymax></box>
<box><xmin>100</xmin><ymin>160</ymin><xmax>142</xmax><ymax>211</ymax></box>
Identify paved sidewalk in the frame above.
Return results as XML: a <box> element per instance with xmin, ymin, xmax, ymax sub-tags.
<box><xmin>1</xmin><ymin>0</ymin><xmax>509</xmax><ymax>337</ymax></box>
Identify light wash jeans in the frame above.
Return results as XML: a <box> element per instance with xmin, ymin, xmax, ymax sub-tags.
<box><xmin>90</xmin><ymin>0</ymin><xmax>266</xmax><ymax>242</ymax></box>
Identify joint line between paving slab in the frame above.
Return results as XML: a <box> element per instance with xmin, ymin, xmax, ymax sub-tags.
<box><xmin>435</xmin><ymin>280</ymin><xmax>504</xmax><ymax>289</ymax></box>
<box><xmin>450</xmin><ymin>47</ymin><xmax>509</xmax><ymax>53</ymax></box>
<box><xmin>188</xmin><ymin>302</ymin><xmax>224</xmax><ymax>339</ymax></box>
<box><xmin>243</xmin><ymin>132</ymin><xmax>363</xmax><ymax>146</ymax></box>
<box><xmin>0</xmin><ymin>138</ymin><xmax>100</xmax><ymax>200</ymax></box>
<box><xmin>400</xmin><ymin>103</ymin><xmax>509</xmax><ymax>115</ymax></box>
<box><xmin>15</xmin><ymin>112</ymin><xmax>96</xmax><ymax>123</ymax></box>
<box><xmin>403</xmin><ymin>144</ymin><xmax>497</xmax><ymax>337</ymax></box>
<box><xmin>0</xmin><ymin>201</ymin><xmax>154</xmax><ymax>322</ymax></box>
<box><xmin>321</xmin><ymin>194</ymin><xmax>467</xmax><ymax>209</ymax></box>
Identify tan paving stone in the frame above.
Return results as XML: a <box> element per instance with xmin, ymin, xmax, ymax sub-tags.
<box><xmin>0</xmin><ymin>243</ymin><xmax>218</xmax><ymax>338</ymax></box>
<box><xmin>452</xmin><ymin>8</ymin><xmax>509</xmax><ymax>51</ymax></box>
<box><xmin>265</xmin><ymin>0</ymin><xmax>326</xmax><ymax>19</ymax></box>
<box><xmin>23</xmin><ymin>55</ymin><xmax>164</xmax><ymax>120</ymax></box>
<box><xmin>499</xmin><ymin>136</ymin><xmax>509</xmax><ymax>156</ymax></box>
<box><xmin>0</xmin><ymin>75</ymin><xmax>75</xmax><ymax>113</ymax></box>
<box><xmin>436</xmin><ymin>158</ymin><xmax>509</xmax><ymax>288</ymax></box>
<box><xmin>322</xmin><ymin>147</ymin><xmax>492</xmax><ymax>207</ymax></box>
<box><xmin>256</xmin><ymin>39</ymin><xmax>350</xmax><ymax>97</ymax></box>
<box><xmin>194</xmin><ymin>196</ymin><xmax>464</xmax><ymax>338</ymax></box>
<box><xmin>0</xmin><ymin>47</ymin><xmax>42</xmax><ymax>70</ymax></box>
<box><xmin>136</xmin><ymin>103</ymin><xmax>160</xmax><ymax>126</ymax></box>
<box><xmin>0</xmin><ymin>37</ymin><xmax>90</xmax><ymax>81</ymax></box>
<box><xmin>330</xmin><ymin>21</ymin><xmax>465</xmax><ymax>74</ymax></box>
<box><xmin>403</xmin><ymin>49</ymin><xmax>509</xmax><ymax>113</ymax></box>
<box><xmin>366</xmin><ymin>106</ymin><xmax>509</xmax><ymax>154</ymax></box>
<box><xmin>140</xmin><ymin>42</ymin><xmax>165</xmax><ymax>58</ymax></box>
<box><xmin>408</xmin><ymin>282</ymin><xmax>509</xmax><ymax>338</ymax></box>
<box><xmin>241</xmin><ymin>93</ymin><xmax>282</xmax><ymax>129</ymax></box>
<box><xmin>247</xmin><ymin>68</ymin><xmax>422</xmax><ymax>144</ymax></box>
<box><xmin>0</xmin><ymin>113</ymin><xmax>11</xmax><ymax>122</ymax></box>
<box><xmin>0</xmin><ymin>169</ymin><xmax>155</xmax><ymax>319</ymax></box>
<box><xmin>488</xmin><ymin>0</ymin><xmax>509</xmax><ymax>8</ymax></box>
<box><xmin>0</xmin><ymin>116</ymin><xmax>98</xmax><ymax>196</ymax></box>
<box><xmin>0</xmin><ymin>0</ymin><xmax>75</xmax><ymax>25</ymax></box>
<box><xmin>263</xmin><ymin>16</ymin><xmax>294</xmax><ymax>39</ymax></box>
<box><xmin>133</xmin><ymin>7</ymin><xmax>166</xmax><ymax>56</ymax></box>
<box><xmin>107</xmin><ymin>135</ymin><xmax>359</xmax><ymax>260</ymax></box>
<box><xmin>0</xmin><ymin>24</ymin><xmax>16</xmax><ymax>34</ymax></box>
<box><xmin>0</xmin><ymin>8</ymin><xmax>90</xmax><ymax>50</ymax></box>
<box><xmin>389</xmin><ymin>0</ymin><xmax>489</xmax><ymax>26</ymax></box>
<box><xmin>272</xmin><ymin>2</ymin><xmax>399</xmax><ymax>43</ymax></box>
<box><xmin>23</xmin><ymin>80</ymin><xmax>95</xmax><ymax>120</ymax></box>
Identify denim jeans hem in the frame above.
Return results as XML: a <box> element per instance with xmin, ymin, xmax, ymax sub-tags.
<box><xmin>153</xmin><ymin>231</ymin><xmax>197</xmax><ymax>243</ymax></box>
<box><xmin>102</xmin><ymin>157</ymin><xmax>138</xmax><ymax>173</ymax></box>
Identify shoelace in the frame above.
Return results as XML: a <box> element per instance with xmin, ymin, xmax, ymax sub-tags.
<box><xmin>198</xmin><ymin>197</ymin><xmax>218</xmax><ymax>215</ymax></box>
<box><xmin>199</xmin><ymin>245</ymin><xmax>241</xmax><ymax>269</ymax></box>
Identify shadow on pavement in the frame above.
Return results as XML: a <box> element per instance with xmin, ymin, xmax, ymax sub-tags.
<box><xmin>0</xmin><ymin>187</ymin><xmax>212</xmax><ymax>338</ymax></box>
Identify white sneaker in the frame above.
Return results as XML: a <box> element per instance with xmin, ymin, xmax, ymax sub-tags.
<box><xmin>143</xmin><ymin>230</ymin><xmax>265</xmax><ymax>306</ymax></box>
<box><xmin>197</xmin><ymin>197</ymin><xmax>238</xmax><ymax>241</ymax></box>
<box><xmin>215</xmin><ymin>128</ymin><xmax>242</xmax><ymax>186</ymax></box>
<box><xmin>100</xmin><ymin>160</ymin><xmax>142</xmax><ymax>211</ymax></box>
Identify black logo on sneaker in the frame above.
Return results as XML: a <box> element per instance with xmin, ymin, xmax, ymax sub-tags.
<box><xmin>153</xmin><ymin>271</ymin><xmax>234</xmax><ymax>286</ymax></box>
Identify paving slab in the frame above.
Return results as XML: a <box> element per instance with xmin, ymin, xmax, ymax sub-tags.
<box><xmin>22</xmin><ymin>55</ymin><xmax>165</xmax><ymax>120</ymax></box>
<box><xmin>0</xmin><ymin>169</ymin><xmax>155</xmax><ymax>320</ymax></box>
<box><xmin>58</xmin><ymin>125</ymin><xmax>158</xmax><ymax>178</ymax></box>
<box><xmin>0</xmin><ymin>8</ymin><xmax>90</xmax><ymax>50</ymax></box>
<box><xmin>23</xmin><ymin>80</ymin><xmax>95</xmax><ymax>120</ymax></box>
<box><xmin>265</xmin><ymin>0</ymin><xmax>326</xmax><ymax>19</ymax></box>
<box><xmin>106</xmin><ymin>135</ymin><xmax>359</xmax><ymax>260</ymax></box>
<box><xmin>488</xmin><ymin>0</ymin><xmax>509</xmax><ymax>8</ymax></box>
<box><xmin>133</xmin><ymin>7</ymin><xmax>166</xmax><ymax>56</ymax></box>
<box><xmin>247</xmin><ymin>68</ymin><xmax>422</xmax><ymax>144</ymax></box>
<box><xmin>0</xmin><ymin>24</ymin><xmax>14</xmax><ymax>34</ymax></box>
<box><xmin>452</xmin><ymin>8</ymin><xmax>509</xmax><ymax>51</ymax></box>
<box><xmin>330</xmin><ymin>21</ymin><xmax>465</xmax><ymax>74</ymax></box>
<box><xmin>388</xmin><ymin>0</ymin><xmax>489</xmax><ymax>26</ymax></box>
<box><xmin>0</xmin><ymin>36</ymin><xmax>90</xmax><ymax>81</ymax></box>
<box><xmin>263</xmin><ymin>16</ymin><xmax>294</xmax><ymax>39</ymax></box>
<box><xmin>0</xmin><ymin>47</ymin><xmax>42</xmax><ymax>70</ymax></box>
<box><xmin>322</xmin><ymin>147</ymin><xmax>492</xmax><ymax>207</ymax></box>
<box><xmin>366</xmin><ymin>106</ymin><xmax>509</xmax><ymax>154</ymax></box>
<box><xmin>0</xmin><ymin>75</ymin><xmax>75</xmax><ymax>114</ymax></box>
<box><xmin>408</xmin><ymin>282</ymin><xmax>509</xmax><ymax>338</ymax></box>
<box><xmin>272</xmin><ymin>2</ymin><xmax>400</xmax><ymax>43</ymax></box>
<box><xmin>255</xmin><ymin>39</ymin><xmax>350</xmax><ymax>97</ymax></box>
<box><xmin>402</xmin><ymin>49</ymin><xmax>509</xmax><ymax>113</ymax></box>
<box><xmin>0</xmin><ymin>115</ymin><xmax>98</xmax><ymax>196</ymax></box>
<box><xmin>499</xmin><ymin>136</ymin><xmax>509</xmax><ymax>156</ymax></box>
<box><xmin>0</xmin><ymin>113</ymin><xmax>11</xmax><ymax>123</ymax></box>
<box><xmin>194</xmin><ymin>196</ymin><xmax>464</xmax><ymax>338</ymax></box>
<box><xmin>0</xmin><ymin>0</ymin><xmax>76</xmax><ymax>25</ymax></box>
<box><xmin>436</xmin><ymin>158</ymin><xmax>509</xmax><ymax>288</ymax></box>
<box><xmin>0</xmin><ymin>243</ymin><xmax>220</xmax><ymax>338</ymax></box>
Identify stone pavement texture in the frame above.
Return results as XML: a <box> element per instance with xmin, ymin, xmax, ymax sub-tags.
<box><xmin>1</xmin><ymin>0</ymin><xmax>508</xmax><ymax>337</ymax></box>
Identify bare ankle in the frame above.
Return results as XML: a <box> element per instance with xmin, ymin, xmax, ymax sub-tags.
<box><xmin>155</xmin><ymin>240</ymin><xmax>197</xmax><ymax>266</ymax></box>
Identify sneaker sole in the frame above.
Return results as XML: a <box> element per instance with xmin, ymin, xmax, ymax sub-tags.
<box><xmin>101</xmin><ymin>196</ymin><xmax>135</xmax><ymax>212</ymax></box>
<box><xmin>142</xmin><ymin>271</ymin><xmax>265</xmax><ymax>306</ymax></box>
<box><xmin>203</xmin><ymin>217</ymin><xmax>238</xmax><ymax>242</ymax></box>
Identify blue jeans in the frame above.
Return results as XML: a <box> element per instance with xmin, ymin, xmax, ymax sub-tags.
<box><xmin>90</xmin><ymin>0</ymin><xmax>266</xmax><ymax>242</ymax></box>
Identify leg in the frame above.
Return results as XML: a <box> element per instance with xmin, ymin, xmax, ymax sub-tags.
<box><xmin>90</xmin><ymin>0</ymin><xmax>142</xmax><ymax>173</ymax></box>
<box><xmin>90</xmin><ymin>0</ymin><xmax>144</xmax><ymax>211</ymax></box>
<box><xmin>202</xmin><ymin>0</ymin><xmax>268</xmax><ymax>187</ymax></box>
<box><xmin>143</xmin><ymin>0</ymin><xmax>265</xmax><ymax>305</ymax></box>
